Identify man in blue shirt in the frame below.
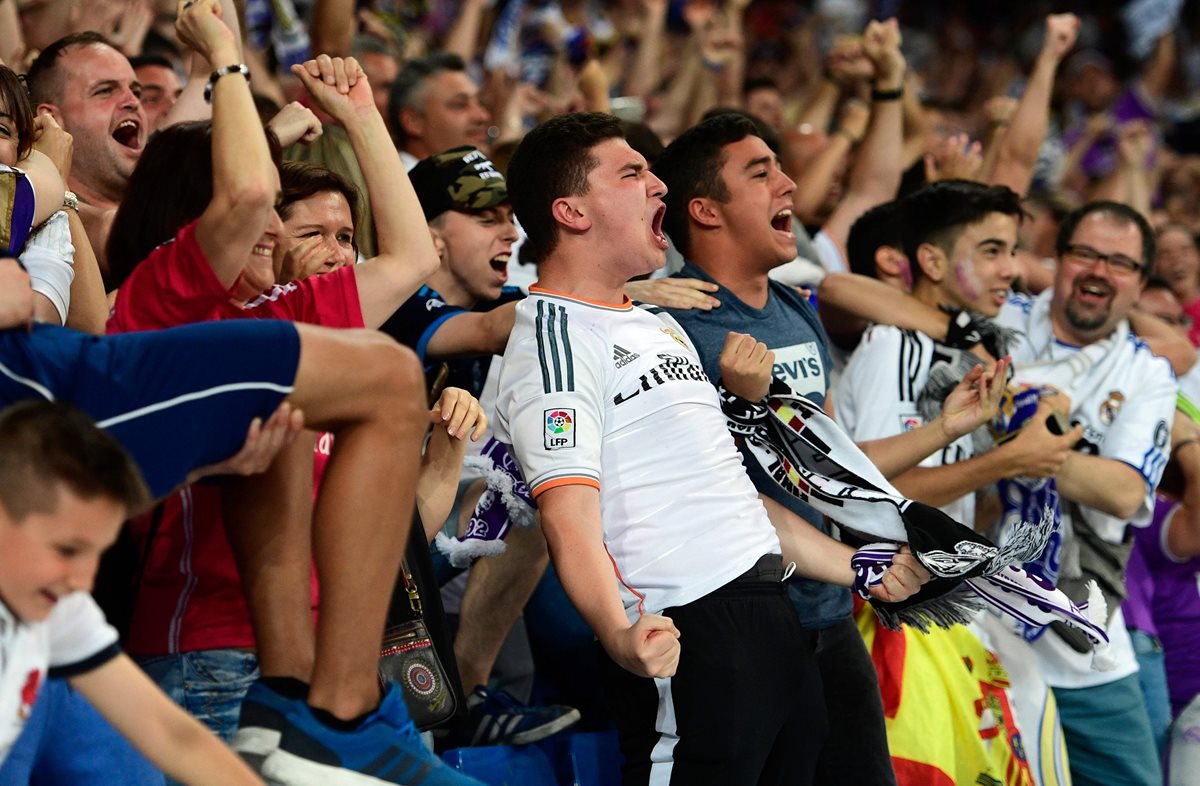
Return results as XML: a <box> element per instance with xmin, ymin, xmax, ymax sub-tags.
<box><xmin>653</xmin><ymin>113</ymin><xmax>990</xmax><ymax>786</ymax></box>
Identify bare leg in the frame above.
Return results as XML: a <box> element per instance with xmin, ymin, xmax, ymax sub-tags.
<box><xmin>222</xmin><ymin>433</ymin><xmax>318</xmax><ymax>682</ymax></box>
<box><xmin>280</xmin><ymin>326</ymin><xmax>427</xmax><ymax>719</ymax></box>
<box><xmin>454</xmin><ymin>520</ymin><xmax>550</xmax><ymax>693</ymax></box>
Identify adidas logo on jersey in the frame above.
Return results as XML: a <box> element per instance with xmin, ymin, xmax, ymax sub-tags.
<box><xmin>613</xmin><ymin>344</ymin><xmax>640</xmax><ymax>368</ymax></box>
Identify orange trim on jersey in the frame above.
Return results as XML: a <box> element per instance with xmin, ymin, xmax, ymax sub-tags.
<box><xmin>604</xmin><ymin>544</ymin><xmax>646</xmax><ymax>617</ymax></box>
<box><xmin>531</xmin><ymin>476</ymin><xmax>601</xmax><ymax>498</ymax></box>
<box><xmin>529</xmin><ymin>283</ymin><xmax>632</xmax><ymax>311</ymax></box>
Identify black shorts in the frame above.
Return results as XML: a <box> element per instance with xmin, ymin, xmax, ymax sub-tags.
<box><xmin>603</xmin><ymin>554</ymin><xmax>827</xmax><ymax>786</ymax></box>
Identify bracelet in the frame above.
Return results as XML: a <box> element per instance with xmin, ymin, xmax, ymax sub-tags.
<box><xmin>871</xmin><ymin>85</ymin><xmax>904</xmax><ymax>102</ymax></box>
<box><xmin>203</xmin><ymin>63</ymin><xmax>251</xmax><ymax>104</ymax></box>
<box><xmin>62</xmin><ymin>190</ymin><xmax>79</xmax><ymax>213</ymax></box>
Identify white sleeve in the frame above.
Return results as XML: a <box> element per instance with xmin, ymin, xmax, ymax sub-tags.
<box><xmin>1104</xmin><ymin>355</ymin><xmax>1178</xmax><ymax>523</ymax></box>
<box><xmin>46</xmin><ymin>593</ymin><xmax>119</xmax><ymax>677</ymax></box>
<box><xmin>20</xmin><ymin>211</ymin><xmax>74</xmax><ymax>325</ymax></box>
<box><xmin>496</xmin><ymin>314</ymin><xmax>608</xmax><ymax>498</ymax></box>
<box><xmin>835</xmin><ymin>326</ymin><xmax>916</xmax><ymax>442</ymax></box>
<box><xmin>813</xmin><ymin>230</ymin><xmax>847</xmax><ymax>274</ymax></box>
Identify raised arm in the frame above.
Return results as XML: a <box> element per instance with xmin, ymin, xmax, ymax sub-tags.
<box><xmin>161</xmin><ymin>0</ymin><xmax>243</xmax><ymax>128</ymax></box>
<box><xmin>625</xmin><ymin>0</ymin><xmax>668</xmax><ymax>101</ymax></box>
<box><xmin>182</xmin><ymin>0</ymin><xmax>278</xmax><ymax>289</ymax></box>
<box><xmin>443</xmin><ymin>0</ymin><xmax>489</xmax><ymax>64</ymax></box>
<box><xmin>988</xmin><ymin>13</ymin><xmax>1079</xmax><ymax>196</ymax></box>
<box><xmin>821</xmin><ymin>19</ymin><xmax>905</xmax><ymax>260</ymax></box>
<box><xmin>291</xmin><ymin>55</ymin><xmax>439</xmax><ymax>328</ymax></box>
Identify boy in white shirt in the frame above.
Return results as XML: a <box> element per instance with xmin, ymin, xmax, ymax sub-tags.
<box><xmin>0</xmin><ymin>399</ymin><xmax>263</xmax><ymax>786</ymax></box>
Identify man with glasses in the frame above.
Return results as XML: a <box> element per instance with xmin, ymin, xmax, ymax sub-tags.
<box><xmin>992</xmin><ymin>201</ymin><xmax>1176</xmax><ymax>786</ymax></box>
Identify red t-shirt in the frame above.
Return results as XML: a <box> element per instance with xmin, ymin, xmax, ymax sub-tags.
<box><xmin>111</xmin><ymin>220</ymin><xmax>363</xmax><ymax>655</ymax></box>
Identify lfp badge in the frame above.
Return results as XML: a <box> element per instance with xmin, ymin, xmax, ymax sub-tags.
<box><xmin>544</xmin><ymin>409</ymin><xmax>575</xmax><ymax>450</ymax></box>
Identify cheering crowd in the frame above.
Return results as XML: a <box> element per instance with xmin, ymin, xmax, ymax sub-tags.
<box><xmin>3</xmin><ymin>1</ymin><xmax>1200</xmax><ymax>785</ymax></box>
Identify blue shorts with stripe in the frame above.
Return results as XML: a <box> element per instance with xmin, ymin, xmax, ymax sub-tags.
<box><xmin>0</xmin><ymin>320</ymin><xmax>300</xmax><ymax>498</ymax></box>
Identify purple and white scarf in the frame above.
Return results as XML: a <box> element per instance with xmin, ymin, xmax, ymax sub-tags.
<box><xmin>434</xmin><ymin>438</ymin><xmax>536</xmax><ymax>568</ymax></box>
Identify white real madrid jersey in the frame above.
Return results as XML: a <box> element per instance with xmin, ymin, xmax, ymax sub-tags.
<box><xmin>997</xmin><ymin>292</ymin><xmax>1176</xmax><ymax>541</ymax></box>
<box><xmin>495</xmin><ymin>286</ymin><xmax>781</xmax><ymax>622</ymax></box>
<box><xmin>997</xmin><ymin>291</ymin><xmax>1176</xmax><ymax>688</ymax></box>
<box><xmin>835</xmin><ymin>325</ymin><xmax>977</xmax><ymax>527</ymax></box>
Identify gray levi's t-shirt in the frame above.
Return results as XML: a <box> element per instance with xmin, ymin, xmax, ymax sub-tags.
<box><xmin>664</xmin><ymin>261</ymin><xmax>852</xmax><ymax>628</ymax></box>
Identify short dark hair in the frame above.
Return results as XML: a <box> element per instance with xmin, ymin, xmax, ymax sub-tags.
<box><xmin>387</xmin><ymin>52</ymin><xmax>467</xmax><ymax>147</ymax></box>
<box><xmin>652</xmin><ymin>113</ymin><xmax>759</xmax><ymax>259</ymax></box>
<box><xmin>1144</xmin><ymin>274</ymin><xmax>1173</xmax><ymax>293</ymax></box>
<box><xmin>107</xmin><ymin>121</ymin><xmax>283</xmax><ymax>288</ymax></box>
<box><xmin>0</xmin><ymin>65</ymin><xmax>35</xmax><ymax>160</ymax></box>
<box><xmin>699</xmin><ymin>107</ymin><xmax>780</xmax><ymax>152</ymax></box>
<box><xmin>27</xmin><ymin>32</ymin><xmax>117</xmax><ymax>105</ymax></box>
<box><xmin>0</xmin><ymin>400</ymin><xmax>148</xmax><ymax>522</ymax></box>
<box><xmin>507</xmin><ymin>112</ymin><xmax>624</xmax><ymax>265</ymax></box>
<box><xmin>1056</xmin><ymin>201</ymin><xmax>1156</xmax><ymax>279</ymax></box>
<box><xmin>901</xmin><ymin>180</ymin><xmax>1025</xmax><ymax>281</ymax></box>
<box><xmin>278</xmin><ymin>161</ymin><xmax>362</xmax><ymax>230</ymax></box>
<box><xmin>742</xmin><ymin>76</ymin><xmax>780</xmax><ymax>97</ymax></box>
<box><xmin>847</xmin><ymin>198</ymin><xmax>907</xmax><ymax>279</ymax></box>
<box><xmin>128</xmin><ymin>53</ymin><xmax>176</xmax><ymax>72</ymax></box>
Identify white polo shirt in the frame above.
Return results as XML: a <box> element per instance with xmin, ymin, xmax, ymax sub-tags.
<box><xmin>0</xmin><ymin>593</ymin><xmax>119</xmax><ymax>763</ymax></box>
<box><xmin>495</xmin><ymin>286</ymin><xmax>781</xmax><ymax>623</ymax></box>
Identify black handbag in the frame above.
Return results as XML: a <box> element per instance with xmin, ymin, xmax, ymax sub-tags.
<box><xmin>378</xmin><ymin>560</ymin><xmax>458</xmax><ymax>730</ymax></box>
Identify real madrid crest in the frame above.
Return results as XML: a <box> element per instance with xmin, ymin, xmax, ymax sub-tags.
<box><xmin>1099</xmin><ymin>390</ymin><xmax>1125</xmax><ymax>426</ymax></box>
<box><xmin>660</xmin><ymin>326</ymin><xmax>689</xmax><ymax>349</ymax></box>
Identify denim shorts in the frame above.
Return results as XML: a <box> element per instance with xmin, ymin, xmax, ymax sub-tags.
<box><xmin>136</xmin><ymin>649</ymin><xmax>260</xmax><ymax>742</ymax></box>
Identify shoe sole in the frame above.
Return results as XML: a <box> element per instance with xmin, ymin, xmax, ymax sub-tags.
<box><xmin>262</xmin><ymin>749</ymin><xmax>409</xmax><ymax>786</ymax></box>
<box><xmin>233</xmin><ymin>726</ymin><xmax>282</xmax><ymax>774</ymax></box>
<box><xmin>483</xmin><ymin>707</ymin><xmax>582</xmax><ymax>746</ymax></box>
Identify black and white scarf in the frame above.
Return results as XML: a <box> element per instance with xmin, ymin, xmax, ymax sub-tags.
<box><xmin>722</xmin><ymin>381</ymin><xmax>1115</xmax><ymax>669</ymax></box>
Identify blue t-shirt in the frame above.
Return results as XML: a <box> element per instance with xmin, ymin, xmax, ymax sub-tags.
<box><xmin>665</xmin><ymin>261</ymin><xmax>850</xmax><ymax>628</ymax></box>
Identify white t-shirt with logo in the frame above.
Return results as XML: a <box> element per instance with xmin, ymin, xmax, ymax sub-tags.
<box><xmin>495</xmin><ymin>287</ymin><xmax>781</xmax><ymax>622</ymax></box>
<box><xmin>0</xmin><ymin>593</ymin><xmax>119</xmax><ymax>763</ymax></box>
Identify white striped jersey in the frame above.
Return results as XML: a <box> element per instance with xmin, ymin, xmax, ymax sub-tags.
<box><xmin>835</xmin><ymin>325</ymin><xmax>977</xmax><ymax>528</ymax></box>
<box><xmin>495</xmin><ymin>285</ymin><xmax>780</xmax><ymax>622</ymax></box>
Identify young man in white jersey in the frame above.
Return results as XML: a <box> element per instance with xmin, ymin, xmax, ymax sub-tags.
<box><xmin>837</xmin><ymin>181</ymin><xmax>1082</xmax><ymax>530</ymax></box>
<box><xmin>495</xmin><ymin>111</ymin><xmax>929</xmax><ymax>785</ymax></box>
<box><xmin>0</xmin><ymin>400</ymin><xmax>263</xmax><ymax>785</ymax></box>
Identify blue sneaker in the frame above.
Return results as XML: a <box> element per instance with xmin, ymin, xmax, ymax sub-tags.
<box><xmin>232</xmin><ymin>678</ymin><xmax>304</xmax><ymax>774</ymax></box>
<box><xmin>261</xmin><ymin>685</ymin><xmax>486</xmax><ymax>786</ymax></box>
<box><xmin>463</xmin><ymin>687</ymin><xmax>581</xmax><ymax>747</ymax></box>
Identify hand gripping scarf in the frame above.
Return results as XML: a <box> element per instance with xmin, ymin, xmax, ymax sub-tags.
<box><xmin>434</xmin><ymin>437</ymin><xmax>537</xmax><ymax>568</ymax></box>
<box><xmin>721</xmin><ymin>381</ymin><xmax>1115</xmax><ymax>669</ymax></box>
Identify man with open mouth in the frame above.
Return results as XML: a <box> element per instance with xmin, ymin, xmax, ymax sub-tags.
<box><xmin>27</xmin><ymin>32</ymin><xmax>147</xmax><ymax>274</ymax></box>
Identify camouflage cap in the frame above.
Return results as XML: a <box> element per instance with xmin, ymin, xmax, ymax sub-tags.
<box><xmin>409</xmin><ymin>145</ymin><xmax>508</xmax><ymax>222</ymax></box>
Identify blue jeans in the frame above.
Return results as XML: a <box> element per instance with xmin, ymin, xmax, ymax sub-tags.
<box><xmin>1054</xmin><ymin>673</ymin><xmax>1162</xmax><ymax>786</ymax></box>
<box><xmin>135</xmin><ymin>649</ymin><xmax>259</xmax><ymax>742</ymax></box>
<box><xmin>1130</xmin><ymin>628</ymin><xmax>1171</xmax><ymax>758</ymax></box>
<box><xmin>0</xmin><ymin>679</ymin><xmax>164</xmax><ymax>786</ymax></box>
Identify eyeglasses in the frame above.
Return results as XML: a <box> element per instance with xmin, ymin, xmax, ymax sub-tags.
<box><xmin>1064</xmin><ymin>244</ymin><xmax>1144</xmax><ymax>276</ymax></box>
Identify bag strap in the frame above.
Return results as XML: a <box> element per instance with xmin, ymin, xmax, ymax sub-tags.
<box><xmin>399</xmin><ymin>559</ymin><xmax>423</xmax><ymax>616</ymax></box>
